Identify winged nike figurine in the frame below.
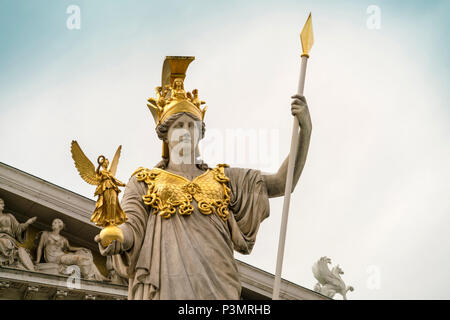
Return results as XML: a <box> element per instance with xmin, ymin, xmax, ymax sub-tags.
<box><xmin>70</xmin><ymin>140</ymin><xmax>127</xmax><ymax>246</ymax></box>
<box><xmin>312</xmin><ymin>256</ymin><xmax>354</xmax><ymax>300</ymax></box>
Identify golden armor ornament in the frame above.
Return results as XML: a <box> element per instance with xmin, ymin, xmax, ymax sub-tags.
<box><xmin>70</xmin><ymin>140</ymin><xmax>127</xmax><ymax>247</ymax></box>
<box><xmin>133</xmin><ymin>164</ymin><xmax>231</xmax><ymax>221</ymax></box>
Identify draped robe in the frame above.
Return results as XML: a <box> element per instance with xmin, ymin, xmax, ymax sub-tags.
<box><xmin>0</xmin><ymin>213</ymin><xmax>27</xmax><ymax>266</ymax></box>
<box><xmin>111</xmin><ymin>166</ymin><xmax>270</xmax><ymax>300</ymax></box>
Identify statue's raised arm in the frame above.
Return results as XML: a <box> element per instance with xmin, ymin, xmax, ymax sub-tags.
<box><xmin>262</xmin><ymin>94</ymin><xmax>312</xmax><ymax>198</ymax></box>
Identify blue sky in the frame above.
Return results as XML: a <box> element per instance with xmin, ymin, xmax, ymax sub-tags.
<box><xmin>1</xmin><ymin>0</ymin><xmax>449</xmax><ymax>89</ymax></box>
<box><xmin>1</xmin><ymin>0</ymin><xmax>450</xmax><ymax>299</ymax></box>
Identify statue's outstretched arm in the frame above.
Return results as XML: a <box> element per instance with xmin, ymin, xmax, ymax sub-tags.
<box><xmin>67</xmin><ymin>243</ymin><xmax>85</xmax><ymax>252</ymax></box>
<box><xmin>112</xmin><ymin>176</ymin><xmax>126</xmax><ymax>187</ymax></box>
<box><xmin>262</xmin><ymin>95</ymin><xmax>312</xmax><ymax>198</ymax></box>
<box><xmin>35</xmin><ymin>232</ymin><xmax>46</xmax><ymax>264</ymax></box>
<box><xmin>18</xmin><ymin>216</ymin><xmax>36</xmax><ymax>234</ymax></box>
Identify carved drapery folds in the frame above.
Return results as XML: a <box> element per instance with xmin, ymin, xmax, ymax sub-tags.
<box><xmin>0</xmin><ymin>198</ymin><xmax>35</xmax><ymax>271</ymax></box>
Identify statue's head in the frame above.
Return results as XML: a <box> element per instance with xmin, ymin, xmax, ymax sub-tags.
<box><xmin>335</xmin><ymin>265</ymin><xmax>344</xmax><ymax>275</ymax></box>
<box><xmin>147</xmin><ymin>56</ymin><xmax>207</xmax><ymax>163</ymax></box>
<box><xmin>51</xmin><ymin>218</ymin><xmax>65</xmax><ymax>232</ymax></box>
<box><xmin>103</xmin><ymin>158</ymin><xmax>110</xmax><ymax>169</ymax></box>
<box><xmin>156</xmin><ymin>112</ymin><xmax>205</xmax><ymax>165</ymax></box>
<box><xmin>96</xmin><ymin>156</ymin><xmax>109</xmax><ymax>172</ymax></box>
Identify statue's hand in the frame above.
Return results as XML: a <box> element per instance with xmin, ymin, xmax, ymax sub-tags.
<box><xmin>94</xmin><ymin>234</ymin><xmax>124</xmax><ymax>256</ymax></box>
<box><xmin>291</xmin><ymin>94</ymin><xmax>312</xmax><ymax>131</ymax></box>
<box><xmin>25</xmin><ymin>216</ymin><xmax>37</xmax><ymax>226</ymax></box>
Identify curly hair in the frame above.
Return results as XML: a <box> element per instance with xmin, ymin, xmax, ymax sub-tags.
<box><xmin>154</xmin><ymin>112</ymin><xmax>209</xmax><ymax>171</ymax></box>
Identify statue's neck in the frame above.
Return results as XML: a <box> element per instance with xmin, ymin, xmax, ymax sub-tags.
<box><xmin>166</xmin><ymin>145</ymin><xmax>202</xmax><ymax>174</ymax></box>
<box><xmin>166</xmin><ymin>162</ymin><xmax>202</xmax><ymax>174</ymax></box>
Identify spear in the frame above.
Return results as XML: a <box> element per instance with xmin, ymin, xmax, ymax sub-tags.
<box><xmin>272</xmin><ymin>13</ymin><xmax>314</xmax><ymax>300</ymax></box>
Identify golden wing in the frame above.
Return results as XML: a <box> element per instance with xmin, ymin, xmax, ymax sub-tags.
<box><xmin>71</xmin><ymin>140</ymin><xmax>101</xmax><ymax>185</ymax></box>
<box><xmin>109</xmin><ymin>145</ymin><xmax>122</xmax><ymax>176</ymax></box>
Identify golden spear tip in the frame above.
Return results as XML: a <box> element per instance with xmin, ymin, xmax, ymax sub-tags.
<box><xmin>300</xmin><ymin>12</ymin><xmax>314</xmax><ymax>58</ymax></box>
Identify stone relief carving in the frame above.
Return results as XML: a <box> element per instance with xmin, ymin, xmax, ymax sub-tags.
<box><xmin>312</xmin><ymin>256</ymin><xmax>354</xmax><ymax>300</ymax></box>
<box><xmin>34</xmin><ymin>218</ymin><xmax>106</xmax><ymax>281</ymax></box>
<box><xmin>0</xmin><ymin>197</ymin><xmax>36</xmax><ymax>271</ymax></box>
<box><xmin>0</xmin><ymin>198</ymin><xmax>127</xmax><ymax>286</ymax></box>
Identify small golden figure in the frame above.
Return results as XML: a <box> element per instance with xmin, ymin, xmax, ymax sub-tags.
<box><xmin>171</xmin><ymin>77</ymin><xmax>187</xmax><ymax>99</ymax></box>
<box><xmin>191</xmin><ymin>89</ymin><xmax>205</xmax><ymax>108</ymax></box>
<box><xmin>70</xmin><ymin>140</ymin><xmax>127</xmax><ymax>247</ymax></box>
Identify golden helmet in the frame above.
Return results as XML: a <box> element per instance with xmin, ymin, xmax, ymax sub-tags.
<box><xmin>147</xmin><ymin>56</ymin><xmax>207</xmax><ymax>158</ymax></box>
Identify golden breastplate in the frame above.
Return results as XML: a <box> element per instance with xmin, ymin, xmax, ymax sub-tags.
<box><xmin>133</xmin><ymin>164</ymin><xmax>231</xmax><ymax>221</ymax></box>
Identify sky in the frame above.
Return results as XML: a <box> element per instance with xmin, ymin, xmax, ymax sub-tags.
<box><xmin>1</xmin><ymin>0</ymin><xmax>450</xmax><ymax>299</ymax></box>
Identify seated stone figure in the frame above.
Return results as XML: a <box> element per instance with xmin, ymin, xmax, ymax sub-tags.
<box><xmin>35</xmin><ymin>218</ymin><xmax>105</xmax><ymax>281</ymax></box>
<box><xmin>0</xmin><ymin>197</ymin><xmax>36</xmax><ymax>270</ymax></box>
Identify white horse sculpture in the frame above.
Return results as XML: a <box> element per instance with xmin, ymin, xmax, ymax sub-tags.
<box><xmin>312</xmin><ymin>256</ymin><xmax>354</xmax><ymax>300</ymax></box>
